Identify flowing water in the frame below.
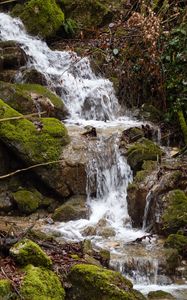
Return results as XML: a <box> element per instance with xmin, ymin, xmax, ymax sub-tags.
<box><xmin>0</xmin><ymin>13</ymin><xmax>186</xmax><ymax>299</ymax></box>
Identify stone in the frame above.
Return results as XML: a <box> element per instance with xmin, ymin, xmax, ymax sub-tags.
<box><xmin>12</xmin><ymin>190</ymin><xmax>41</xmax><ymax>214</ymax></box>
<box><xmin>97</xmin><ymin>226</ymin><xmax>116</xmax><ymax>238</ymax></box>
<box><xmin>10</xmin><ymin>238</ymin><xmax>52</xmax><ymax>267</ymax></box>
<box><xmin>0</xmin><ymin>40</ymin><xmax>27</xmax><ymax>69</ymax></box>
<box><xmin>148</xmin><ymin>290</ymin><xmax>175</xmax><ymax>299</ymax></box>
<box><xmin>20</xmin><ymin>264</ymin><xmax>65</xmax><ymax>299</ymax></box>
<box><xmin>0</xmin><ymin>81</ymin><xmax>68</xmax><ymax>120</ymax></box>
<box><xmin>67</xmin><ymin>263</ymin><xmax>145</xmax><ymax>300</ymax></box>
<box><xmin>0</xmin><ymin>191</ymin><xmax>13</xmax><ymax>212</ymax></box>
<box><xmin>52</xmin><ymin>195</ymin><xmax>87</xmax><ymax>222</ymax></box>
<box><xmin>126</xmin><ymin>138</ymin><xmax>162</xmax><ymax>172</ymax></box>
<box><xmin>12</xmin><ymin>0</ymin><xmax>64</xmax><ymax>39</ymax></box>
<box><xmin>22</xmin><ymin>68</ymin><xmax>48</xmax><ymax>86</ymax></box>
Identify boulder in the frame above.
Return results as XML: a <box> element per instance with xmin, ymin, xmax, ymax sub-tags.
<box><xmin>0</xmin><ymin>191</ymin><xmax>13</xmax><ymax>212</ymax></box>
<box><xmin>126</xmin><ymin>138</ymin><xmax>162</xmax><ymax>172</ymax></box>
<box><xmin>165</xmin><ymin>233</ymin><xmax>187</xmax><ymax>258</ymax></box>
<box><xmin>148</xmin><ymin>290</ymin><xmax>175</xmax><ymax>299</ymax></box>
<box><xmin>10</xmin><ymin>238</ymin><xmax>52</xmax><ymax>267</ymax></box>
<box><xmin>52</xmin><ymin>195</ymin><xmax>87</xmax><ymax>222</ymax></box>
<box><xmin>67</xmin><ymin>264</ymin><xmax>146</xmax><ymax>300</ymax></box>
<box><xmin>0</xmin><ymin>99</ymin><xmax>71</xmax><ymax>197</ymax></box>
<box><xmin>20</xmin><ymin>264</ymin><xmax>65</xmax><ymax>299</ymax></box>
<box><xmin>12</xmin><ymin>0</ymin><xmax>64</xmax><ymax>39</ymax></box>
<box><xmin>0</xmin><ymin>69</ymin><xmax>17</xmax><ymax>83</ymax></box>
<box><xmin>22</xmin><ymin>68</ymin><xmax>48</xmax><ymax>86</ymax></box>
<box><xmin>0</xmin><ymin>81</ymin><xmax>68</xmax><ymax>120</ymax></box>
<box><xmin>0</xmin><ymin>40</ymin><xmax>27</xmax><ymax>70</ymax></box>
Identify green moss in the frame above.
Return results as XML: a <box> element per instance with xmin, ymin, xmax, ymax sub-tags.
<box><xmin>10</xmin><ymin>239</ymin><xmax>52</xmax><ymax>267</ymax></box>
<box><xmin>134</xmin><ymin>160</ymin><xmax>157</xmax><ymax>183</ymax></box>
<box><xmin>148</xmin><ymin>290</ymin><xmax>174</xmax><ymax>299</ymax></box>
<box><xmin>0</xmin><ymin>99</ymin><xmax>69</xmax><ymax>164</ymax></box>
<box><xmin>67</xmin><ymin>263</ymin><xmax>143</xmax><ymax>300</ymax></box>
<box><xmin>127</xmin><ymin>138</ymin><xmax>162</xmax><ymax>171</ymax></box>
<box><xmin>165</xmin><ymin>233</ymin><xmax>187</xmax><ymax>256</ymax></box>
<box><xmin>162</xmin><ymin>189</ymin><xmax>187</xmax><ymax>233</ymax></box>
<box><xmin>0</xmin><ymin>81</ymin><xmax>66</xmax><ymax>119</ymax></box>
<box><xmin>178</xmin><ymin>110</ymin><xmax>187</xmax><ymax>145</ymax></box>
<box><xmin>20</xmin><ymin>264</ymin><xmax>65</xmax><ymax>300</ymax></box>
<box><xmin>12</xmin><ymin>0</ymin><xmax>64</xmax><ymax>38</ymax></box>
<box><xmin>0</xmin><ymin>279</ymin><xmax>15</xmax><ymax>299</ymax></box>
<box><xmin>12</xmin><ymin>190</ymin><xmax>40</xmax><ymax>214</ymax></box>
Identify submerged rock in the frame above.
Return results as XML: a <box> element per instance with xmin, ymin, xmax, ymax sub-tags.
<box><xmin>52</xmin><ymin>195</ymin><xmax>87</xmax><ymax>222</ymax></box>
<box><xmin>20</xmin><ymin>264</ymin><xmax>65</xmax><ymax>299</ymax></box>
<box><xmin>10</xmin><ymin>238</ymin><xmax>52</xmax><ymax>267</ymax></box>
<box><xmin>67</xmin><ymin>263</ymin><xmax>146</xmax><ymax>300</ymax></box>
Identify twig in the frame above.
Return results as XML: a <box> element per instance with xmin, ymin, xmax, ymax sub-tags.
<box><xmin>0</xmin><ymin>111</ymin><xmax>46</xmax><ymax>122</ymax></box>
<box><xmin>0</xmin><ymin>159</ymin><xmax>63</xmax><ymax>180</ymax></box>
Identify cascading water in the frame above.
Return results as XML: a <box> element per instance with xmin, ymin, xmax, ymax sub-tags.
<box><xmin>1</xmin><ymin>12</ymin><xmax>186</xmax><ymax>299</ymax></box>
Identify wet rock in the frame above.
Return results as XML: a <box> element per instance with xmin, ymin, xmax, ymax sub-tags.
<box><xmin>0</xmin><ymin>81</ymin><xmax>68</xmax><ymax>120</ymax></box>
<box><xmin>84</xmin><ymin>254</ymin><xmax>101</xmax><ymax>267</ymax></box>
<box><xmin>120</xmin><ymin>127</ymin><xmax>144</xmax><ymax>145</ymax></box>
<box><xmin>20</xmin><ymin>264</ymin><xmax>65</xmax><ymax>299</ymax></box>
<box><xmin>148</xmin><ymin>290</ymin><xmax>175</xmax><ymax>299</ymax></box>
<box><xmin>82</xmin><ymin>225</ymin><xmax>97</xmax><ymax>236</ymax></box>
<box><xmin>22</xmin><ymin>68</ymin><xmax>48</xmax><ymax>86</ymax></box>
<box><xmin>0</xmin><ymin>69</ymin><xmax>17</xmax><ymax>83</ymax></box>
<box><xmin>10</xmin><ymin>238</ymin><xmax>52</xmax><ymax>267</ymax></box>
<box><xmin>126</xmin><ymin>138</ymin><xmax>162</xmax><ymax>172</ymax></box>
<box><xmin>97</xmin><ymin>226</ymin><xmax>116</xmax><ymax>238</ymax></box>
<box><xmin>67</xmin><ymin>263</ymin><xmax>145</xmax><ymax>300</ymax></box>
<box><xmin>52</xmin><ymin>195</ymin><xmax>87</xmax><ymax>222</ymax></box>
<box><xmin>82</xmin><ymin>239</ymin><xmax>93</xmax><ymax>256</ymax></box>
<box><xmin>0</xmin><ymin>40</ymin><xmax>27</xmax><ymax>69</ymax></box>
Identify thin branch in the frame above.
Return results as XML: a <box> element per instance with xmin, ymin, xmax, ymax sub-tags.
<box><xmin>0</xmin><ymin>159</ymin><xmax>63</xmax><ymax>180</ymax></box>
<box><xmin>0</xmin><ymin>111</ymin><xmax>46</xmax><ymax>122</ymax></box>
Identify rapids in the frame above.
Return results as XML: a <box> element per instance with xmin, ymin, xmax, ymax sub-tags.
<box><xmin>0</xmin><ymin>12</ymin><xmax>186</xmax><ymax>299</ymax></box>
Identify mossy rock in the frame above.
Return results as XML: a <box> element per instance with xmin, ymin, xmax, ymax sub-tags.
<box><xmin>11</xmin><ymin>0</ymin><xmax>64</xmax><ymax>39</ymax></box>
<box><xmin>10</xmin><ymin>238</ymin><xmax>52</xmax><ymax>267</ymax></box>
<box><xmin>67</xmin><ymin>263</ymin><xmax>145</xmax><ymax>300</ymax></box>
<box><xmin>165</xmin><ymin>233</ymin><xmax>187</xmax><ymax>257</ymax></box>
<box><xmin>0</xmin><ymin>279</ymin><xmax>15</xmax><ymax>299</ymax></box>
<box><xmin>20</xmin><ymin>264</ymin><xmax>65</xmax><ymax>300</ymax></box>
<box><xmin>162</xmin><ymin>189</ymin><xmax>187</xmax><ymax>233</ymax></box>
<box><xmin>12</xmin><ymin>190</ymin><xmax>41</xmax><ymax>214</ymax></box>
<box><xmin>0</xmin><ymin>99</ymin><xmax>69</xmax><ymax>164</ymax></box>
<box><xmin>127</xmin><ymin>138</ymin><xmax>162</xmax><ymax>171</ymax></box>
<box><xmin>52</xmin><ymin>195</ymin><xmax>87</xmax><ymax>222</ymax></box>
<box><xmin>165</xmin><ymin>248</ymin><xmax>181</xmax><ymax>275</ymax></box>
<box><xmin>148</xmin><ymin>290</ymin><xmax>175</xmax><ymax>299</ymax></box>
<box><xmin>0</xmin><ymin>81</ymin><xmax>67</xmax><ymax>120</ymax></box>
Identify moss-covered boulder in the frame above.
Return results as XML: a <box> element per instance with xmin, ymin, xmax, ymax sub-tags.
<box><xmin>52</xmin><ymin>195</ymin><xmax>87</xmax><ymax>222</ymax></box>
<box><xmin>165</xmin><ymin>233</ymin><xmax>187</xmax><ymax>258</ymax></box>
<box><xmin>67</xmin><ymin>263</ymin><xmax>145</xmax><ymax>300</ymax></box>
<box><xmin>0</xmin><ymin>279</ymin><xmax>15</xmax><ymax>299</ymax></box>
<box><xmin>162</xmin><ymin>190</ymin><xmax>187</xmax><ymax>234</ymax></box>
<box><xmin>20</xmin><ymin>264</ymin><xmax>65</xmax><ymax>299</ymax></box>
<box><xmin>148</xmin><ymin>290</ymin><xmax>175</xmax><ymax>299</ymax></box>
<box><xmin>0</xmin><ymin>81</ymin><xmax>68</xmax><ymax>120</ymax></box>
<box><xmin>126</xmin><ymin>138</ymin><xmax>162</xmax><ymax>172</ymax></box>
<box><xmin>10</xmin><ymin>238</ymin><xmax>52</xmax><ymax>267</ymax></box>
<box><xmin>12</xmin><ymin>0</ymin><xmax>64</xmax><ymax>39</ymax></box>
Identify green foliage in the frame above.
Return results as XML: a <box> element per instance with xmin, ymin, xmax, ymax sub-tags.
<box><xmin>63</xmin><ymin>18</ymin><xmax>77</xmax><ymax>36</ymax></box>
<box><xmin>11</xmin><ymin>0</ymin><xmax>64</xmax><ymax>38</ymax></box>
<box><xmin>20</xmin><ymin>264</ymin><xmax>65</xmax><ymax>300</ymax></box>
<box><xmin>162</xmin><ymin>189</ymin><xmax>187</xmax><ymax>233</ymax></box>
<box><xmin>0</xmin><ymin>279</ymin><xmax>15</xmax><ymax>300</ymax></box>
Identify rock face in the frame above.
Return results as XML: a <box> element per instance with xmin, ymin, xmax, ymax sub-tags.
<box><xmin>10</xmin><ymin>238</ymin><xmax>52</xmax><ymax>267</ymax></box>
<box><xmin>0</xmin><ymin>81</ymin><xmax>68</xmax><ymax>120</ymax></box>
<box><xmin>20</xmin><ymin>264</ymin><xmax>65</xmax><ymax>300</ymax></box>
<box><xmin>67</xmin><ymin>264</ymin><xmax>146</xmax><ymax>300</ymax></box>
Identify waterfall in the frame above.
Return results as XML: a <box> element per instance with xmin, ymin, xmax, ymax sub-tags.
<box><xmin>0</xmin><ymin>13</ymin><xmax>120</xmax><ymax>121</ymax></box>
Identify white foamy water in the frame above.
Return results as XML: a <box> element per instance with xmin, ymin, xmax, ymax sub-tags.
<box><xmin>1</xmin><ymin>13</ymin><xmax>186</xmax><ymax>298</ymax></box>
